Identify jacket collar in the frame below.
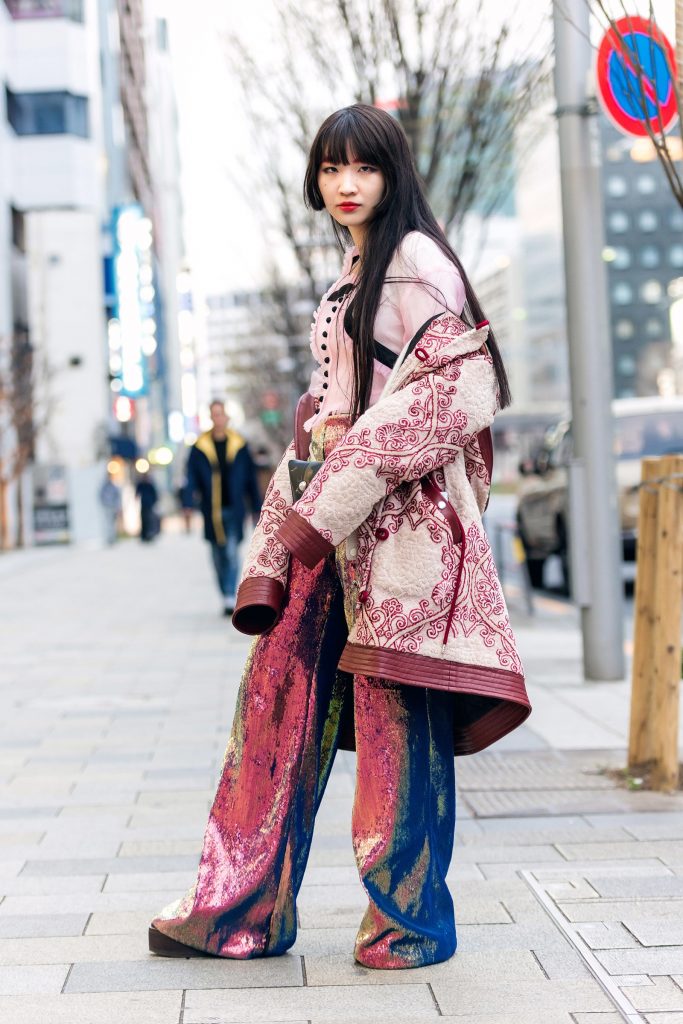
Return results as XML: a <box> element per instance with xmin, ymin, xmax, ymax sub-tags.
<box><xmin>382</xmin><ymin>316</ymin><xmax>490</xmax><ymax>397</ymax></box>
<box><xmin>195</xmin><ymin>429</ymin><xmax>245</xmax><ymax>466</ymax></box>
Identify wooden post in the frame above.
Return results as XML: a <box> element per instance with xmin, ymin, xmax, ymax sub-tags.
<box><xmin>628</xmin><ymin>457</ymin><xmax>662</xmax><ymax>767</ymax></box>
<box><xmin>650</xmin><ymin>454</ymin><xmax>683</xmax><ymax>792</ymax></box>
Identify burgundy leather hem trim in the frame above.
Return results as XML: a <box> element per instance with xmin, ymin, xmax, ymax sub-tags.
<box><xmin>338</xmin><ymin>642</ymin><xmax>531</xmax><ymax>755</ymax></box>
<box><xmin>275</xmin><ymin>511</ymin><xmax>335</xmax><ymax>569</ymax></box>
<box><xmin>232</xmin><ymin>578</ymin><xmax>285</xmax><ymax>635</ymax></box>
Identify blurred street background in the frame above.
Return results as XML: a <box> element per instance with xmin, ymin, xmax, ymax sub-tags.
<box><xmin>1</xmin><ymin>0</ymin><xmax>683</xmax><ymax>1021</ymax></box>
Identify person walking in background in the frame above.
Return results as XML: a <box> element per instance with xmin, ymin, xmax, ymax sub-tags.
<box><xmin>182</xmin><ymin>400</ymin><xmax>262</xmax><ymax>615</ymax></box>
<box><xmin>135</xmin><ymin>471</ymin><xmax>159</xmax><ymax>542</ymax></box>
<box><xmin>99</xmin><ymin>473</ymin><xmax>121</xmax><ymax>546</ymax></box>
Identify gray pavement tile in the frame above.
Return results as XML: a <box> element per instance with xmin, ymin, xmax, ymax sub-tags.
<box><xmin>429</xmin><ymin>977</ymin><xmax>613</xmax><ymax>1015</ymax></box>
<box><xmin>596</xmin><ymin>948</ymin><xmax>683</xmax><ymax>976</ymax></box>
<box><xmin>291</xmin><ymin>927</ymin><xmax>359</xmax><ymax>957</ymax></box>
<box><xmin>183</xmin><ymin>984</ymin><xmax>439</xmax><ymax>1022</ymax></box>
<box><xmin>0</xmin><ymin>807</ymin><xmax>58</xmax><ymax>819</ymax></box>
<box><xmin>531</xmin><ymin>949</ymin><xmax>592</xmax><ymax>978</ymax></box>
<box><xmin>621</xmin><ymin>977</ymin><xmax>683</xmax><ymax>1011</ymax></box>
<box><xmin>546</xmin><ymin>879</ymin><xmax>600</xmax><ymax>900</ymax></box>
<box><xmin>0</xmin><ymin>991</ymin><xmax>183</xmax><ymax>1024</ymax></box>
<box><xmin>0</xmin><ymin>932</ymin><xmax>153</xmax><ymax>965</ymax></box>
<box><xmin>118</xmin><ymin>840</ymin><xmax>201</xmax><ymax>856</ymax></box>
<box><xmin>481</xmin><ymin>859</ymin><xmax>672</xmax><ymax>881</ymax></box>
<box><xmin>21</xmin><ymin>855</ymin><xmax>199</xmax><ymax>876</ymax></box>
<box><xmin>0</xmin><ymin>874</ymin><xmax>106</xmax><ymax>896</ymax></box>
<box><xmin>590</xmin><ymin>877</ymin><xmax>683</xmax><ymax>898</ymax></box>
<box><xmin>304</xmin><ymin>949</ymin><xmax>544</xmax><ymax>987</ymax></box>
<box><xmin>446</xmin><ymin>843</ymin><xmax>567</xmax><ymax>864</ymax></box>
<box><xmin>85</xmin><ymin>911</ymin><xmax>158</xmax><ymax>936</ymax></box>
<box><xmin>571</xmin><ymin>1016</ymin><xmax>625</xmax><ymax>1023</ymax></box>
<box><xmin>65</xmin><ymin>955</ymin><xmax>303</xmax><ymax>992</ymax></box>
<box><xmin>102</xmin><ymin>871</ymin><xmax>195</xmax><ymax>893</ymax></box>
<box><xmin>453</xmin><ymin>922</ymin><xmax>570</xmax><ymax>952</ymax></box>
<box><xmin>575</xmin><ymin>922</ymin><xmax>640</xmax><ymax>949</ymax></box>
<box><xmin>644</xmin><ymin>1014</ymin><xmax>683</xmax><ymax>1023</ymax></box>
<box><xmin>626</xmin><ymin>920</ymin><xmax>683</xmax><ymax>946</ymax></box>
<box><xmin>558</xmin><ymin>900</ymin><xmax>683</xmax><ymax>923</ymax></box>
<box><xmin>0</xmin><ymin>890</ymin><xmax>182</xmax><ymax>916</ymax></box>
<box><xmin>0</xmin><ymin>914</ymin><xmax>89</xmax><ymax>938</ymax></box>
<box><xmin>559</xmin><ymin>841</ymin><xmax>683</xmax><ymax>863</ymax></box>
<box><xmin>0</xmin><ymin>964</ymin><xmax>69</xmax><ymax>994</ymax></box>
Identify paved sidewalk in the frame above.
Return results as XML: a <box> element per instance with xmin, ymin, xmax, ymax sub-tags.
<box><xmin>0</xmin><ymin>530</ymin><xmax>682</xmax><ymax>1024</ymax></box>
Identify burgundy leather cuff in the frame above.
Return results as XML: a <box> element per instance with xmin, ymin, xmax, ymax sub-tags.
<box><xmin>275</xmin><ymin>511</ymin><xmax>335</xmax><ymax>569</ymax></box>
<box><xmin>232</xmin><ymin>577</ymin><xmax>285</xmax><ymax>635</ymax></box>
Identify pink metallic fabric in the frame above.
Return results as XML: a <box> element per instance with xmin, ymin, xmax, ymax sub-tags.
<box><xmin>151</xmin><ymin>415</ymin><xmax>458</xmax><ymax>968</ymax></box>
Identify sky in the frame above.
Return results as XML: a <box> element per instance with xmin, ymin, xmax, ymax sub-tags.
<box><xmin>161</xmin><ymin>0</ymin><xmax>678</xmax><ymax>298</ymax></box>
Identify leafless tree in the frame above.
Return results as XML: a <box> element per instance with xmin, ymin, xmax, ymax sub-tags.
<box><xmin>582</xmin><ymin>0</ymin><xmax>682</xmax><ymax>206</ymax></box>
<box><xmin>0</xmin><ymin>333</ymin><xmax>52</xmax><ymax>550</ymax></box>
<box><xmin>221</xmin><ymin>0</ymin><xmax>552</xmax><ymax>430</ymax></box>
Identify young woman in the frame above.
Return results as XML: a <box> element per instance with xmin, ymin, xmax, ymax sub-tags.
<box><xmin>149</xmin><ymin>104</ymin><xmax>531</xmax><ymax>970</ymax></box>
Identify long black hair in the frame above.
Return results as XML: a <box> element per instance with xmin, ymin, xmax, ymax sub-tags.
<box><xmin>303</xmin><ymin>103</ymin><xmax>511</xmax><ymax>419</ymax></box>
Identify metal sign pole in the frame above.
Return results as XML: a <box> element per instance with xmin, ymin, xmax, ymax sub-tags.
<box><xmin>552</xmin><ymin>0</ymin><xmax>625</xmax><ymax>680</ymax></box>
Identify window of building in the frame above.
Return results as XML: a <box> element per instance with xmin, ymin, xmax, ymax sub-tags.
<box><xmin>635</xmin><ymin>174</ymin><xmax>656</xmax><ymax>195</ymax></box>
<box><xmin>671</xmin><ymin>208</ymin><xmax>683</xmax><ymax>231</ymax></box>
<box><xmin>645</xmin><ymin>318</ymin><xmax>663</xmax><ymax>337</ymax></box>
<box><xmin>608</xmin><ymin>210</ymin><xmax>629</xmax><ymax>233</ymax></box>
<box><xmin>5</xmin><ymin>87</ymin><xmax>89</xmax><ymax>138</ymax></box>
<box><xmin>641</xmin><ymin>280</ymin><xmax>663</xmax><ymax>303</ymax></box>
<box><xmin>612</xmin><ymin>281</ymin><xmax>633</xmax><ymax>305</ymax></box>
<box><xmin>617</xmin><ymin>353</ymin><xmax>636</xmax><ymax>375</ymax></box>
<box><xmin>611</xmin><ymin>247</ymin><xmax>631</xmax><ymax>269</ymax></box>
<box><xmin>638</xmin><ymin>210</ymin><xmax>658</xmax><ymax>232</ymax></box>
<box><xmin>606</xmin><ymin>175</ymin><xmax>628</xmax><ymax>197</ymax></box>
<box><xmin>639</xmin><ymin>245</ymin><xmax>660</xmax><ymax>269</ymax></box>
<box><xmin>670</xmin><ymin>244</ymin><xmax>683</xmax><ymax>268</ymax></box>
<box><xmin>615</xmin><ymin>319</ymin><xmax>634</xmax><ymax>339</ymax></box>
<box><xmin>5</xmin><ymin>0</ymin><xmax>83</xmax><ymax>22</ymax></box>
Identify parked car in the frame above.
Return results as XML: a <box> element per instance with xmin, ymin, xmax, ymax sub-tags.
<box><xmin>516</xmin><ymin>396</ymin><xmax>683</xmax><ymax>590</ymax></box>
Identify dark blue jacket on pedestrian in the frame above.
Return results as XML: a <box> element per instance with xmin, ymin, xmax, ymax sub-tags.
<box><xmin>182</xmin><ymin>430</ymin><xmax>262</xmax><ymax>545</ymax></box>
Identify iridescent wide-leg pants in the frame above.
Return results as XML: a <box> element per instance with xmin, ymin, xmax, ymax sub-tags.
<box><xmin>151</xmin><ymin>419</ymin><xmax>457</xmax><ymax>969</ymax></box>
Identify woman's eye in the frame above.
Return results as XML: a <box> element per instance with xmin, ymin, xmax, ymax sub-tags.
<box><xmin>360</xmin><ymin>165</ymin><xmax>376</xmax><ymax>173</ymax></box>
<box><xmin>321</xmin><ymin>166</ymin><xmax>337</xmax><ymax>174</ymax></box>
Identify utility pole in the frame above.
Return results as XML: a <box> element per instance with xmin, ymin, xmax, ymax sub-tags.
<box><xmin>552</xmin><ymin>0</ymin><xmax>625</xmax><ymax>680</ymax></box>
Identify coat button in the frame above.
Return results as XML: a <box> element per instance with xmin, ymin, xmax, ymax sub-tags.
<box><xmin>324</xmin><ymin>357</ymin><xmax>330</xmax><ymax>363</ymax></box>
<box><xmin>326</xmin><ymin>317</ymin><xmax>331</xmax><ymax>323</ymax></box>
<box><xmin>331</xmin><ymin>305</ymin><xmax>337</xmax><ymax>311</ymax></box>
<box><xmin>375</xmin><ymin>527</ymin><xmax>389</xmax><ymax>540</ymax></box>
<box><xmin>322</xmin><ymin>331</ymin><xmax>328</xmax><ymax>338</ymax></box>
<box><xmin>322</xmin><ymin>383</ymin><xmax>328</xmax><ymax>389</ymax></box>
<box><xmin>323</xmin><ymin>370</ymin><xmax>329</xmax><ymax>377</ymax></box>
<box><xmin>321</xmin><ymin>343</ymin><xmax>327</xmax><ymax>350</ymax></box>
<box><xmin>359</xmin><ymin>589</ymin><xmax>370</xmax><ymax>604</ymax></box>
<box><xmin>415</xmin><ymin>347</ymin><xmax>428</xmax><ymax>361</ymax></box>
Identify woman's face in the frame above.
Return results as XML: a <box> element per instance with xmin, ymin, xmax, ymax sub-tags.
<box><xmin>317</xmin><ymin>155</ymin><xmax>385</xmax><ymax>244</ymax></box>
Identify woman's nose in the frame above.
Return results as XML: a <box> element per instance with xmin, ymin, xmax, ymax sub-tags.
<box><xmin>339</xmin><ymin>172</ymin><xmax>358</xmax><ymax>194</ymax></box>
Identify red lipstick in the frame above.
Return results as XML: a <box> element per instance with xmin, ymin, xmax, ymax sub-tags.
<box><xmin>338</xmin><ymin>203</ymin><xmax>360</xmax><ymax>211</ymax></box>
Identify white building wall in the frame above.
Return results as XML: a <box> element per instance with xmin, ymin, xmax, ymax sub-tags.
<box><xmin>26</xmin><ymin>209</ymin><xmax>108</xmax><ymax>541</ymax></box>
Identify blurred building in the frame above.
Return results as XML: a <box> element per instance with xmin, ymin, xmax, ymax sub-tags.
<box><xmin>0</xmin><ymin>0</ymin><xmax>189</xmax><ymax>548</ymax></box>
<box><xmin>0</xmin><ymin>0</ymin><xmax>110</xmax><ymax>546</ymax></box>
<box><xmin>600</xmin><ymin>119</ymin><xmax>683</xmax><ymax>398</ymax></box>
<box><xmin>204</xmin><ymin>285</ymin><xmax>317</xmax><ymax>448</ymax></box>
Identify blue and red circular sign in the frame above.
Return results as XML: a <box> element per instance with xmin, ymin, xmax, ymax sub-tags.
<box><xmin>596</xmin><ymin>16</ymin><xmax>678</xmax><ymax>137</ymax></box>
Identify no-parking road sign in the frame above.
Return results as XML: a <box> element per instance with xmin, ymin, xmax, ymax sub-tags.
<box><xmin>596</xmin><ymin>16</ymin><xmax>678</xmax><ymax>137</ymax></box>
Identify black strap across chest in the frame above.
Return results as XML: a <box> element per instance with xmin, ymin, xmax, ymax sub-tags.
<box><xmin>325</xmin><ymin>282</ymin><xmax>397</xmax><ymax>370</ymax></box>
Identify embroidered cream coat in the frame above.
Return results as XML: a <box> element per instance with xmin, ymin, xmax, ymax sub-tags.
<box><xmin>233</xmin><ymin>312</ymin><xmax>531</xmax><ymax>752</ymax></box>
